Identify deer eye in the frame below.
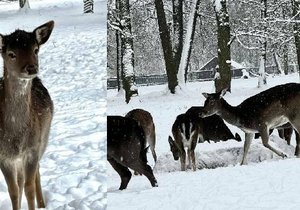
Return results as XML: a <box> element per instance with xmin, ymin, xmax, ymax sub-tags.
<box><xmin>34</xmin><ymin>48</ymin><xmax>39</xmax><ymax>55</ymax></box>
<box><xmin>209</xmin><ymin>100</ymin><xmax>215</xmax><ymax>105</ymax></box>
<box><xmin>7</xmin><ymin>51</ymin><xmax>16</xmax><ymax>59</ymax></box>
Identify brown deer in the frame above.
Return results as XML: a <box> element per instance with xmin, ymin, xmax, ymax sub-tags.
<box><xmin>0</xmin><ymin>21</ymin><xmax>54</xmax><ymax>210</ymax></box>
<box><xmin>125</xmin><ymin>109</ymin><xmax>157</xmax><ymax>162</ymax></box>
<box><xmin>108</xmin><ymin>116</ymin><xmax>158</xmax><ymax>190</ymax></box>
<box><xmin>201</xmin><ymin>83</ymin><xmax>300</xmax><ymax>165</ymax></box>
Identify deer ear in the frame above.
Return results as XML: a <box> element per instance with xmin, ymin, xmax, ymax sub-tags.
<box><xmin>34</xmin><ymin>20</ymin><xmax>54</xmax><ymax>45</ymax></box>
<box><xmin>202</xmin><ymin>93</ymin><xmax>209</xmax><ymax>98</ymax></box>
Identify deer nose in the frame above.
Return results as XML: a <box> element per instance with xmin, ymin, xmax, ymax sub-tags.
<box><xmin>25</xmin><ymin>64</ymin><xmax>38</xmax><ymax>75</ymax></box>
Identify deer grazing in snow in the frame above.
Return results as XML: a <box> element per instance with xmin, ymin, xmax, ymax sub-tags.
<box><xmin>169</xmin><ymin>107</ymin><xmax>241</xmax><ymax>171</ymax></box>
<box><xmin>125</xmin><ymin>109</ymin><xmax>157</xmax><ymax>162</ymax></box>
<box><xmin>0</xmin><ymin>21</ymin><xmax>54</xmax><ymax>210</ymax></box>
<box><xmin>108</xmin><ymin>116</ymin><xmax>158</xmax><ymax>190</ymax></box>
<box><xmin>168</xmin><ymin>113</ymin><xmax>199</xmax><ymax>171</ymax></box>
<box><xmin>201</xmin><ymin>83</ymin><xmax>300</xmax><ymax>165</ymax></box>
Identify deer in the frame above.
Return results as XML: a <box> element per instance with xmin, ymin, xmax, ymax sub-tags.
<box><xmin>200</xmin><ymin>83</ymin><xmax>300</xmax><ymax>165</ymax></box>
<box><xmin>168</xmin><ymin>113</ymin><xmax>199</xmax><ymax>171</ymax></box>
<box><xmin>0</xmin><ymin>21</ymin><xmax>54</xmax><ymax>210</ymax></box>
<box><xmin>168</xmin><ymin>107</ymin><xmax>241</xmax><ymax>171</ymax></box>
<box><xmin>125</xmin><ymin>108</ymin><xmax>157</xmax><ymax>162</ymax></box>
<box><xmin>185</xmin><ymin>106</ymin><xmax>241</xmax><ymax>143</ymax></box>
<box><xmin>107</xmin><ymin>116</ymin><xmax>158</xmax><ymax>190</ymax></box>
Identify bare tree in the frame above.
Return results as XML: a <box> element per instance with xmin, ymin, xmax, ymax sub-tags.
<box><xmin>154</xmin><ymin>0</ymin><xmax>178</xmax><ymax>93</ymax></box>
<box><xmin>214</xmin><ymin>0</ymin><xmax>231</xmax><ymax>92</ymax></box>
<box><xmin>108</xmin><ymin>0</ymin><xmax>138</xmax><ymax>103</ymax></box>
<box><xmin>292</xmin><ymin>0</ymin><xmax>300</xmax><ymax>77</ymax></box>
<box><xmin>258</xmin><ymin>0</ymin><xmax>267</xmax><ymax>88</ymax></box>
<box><xmin>178</xmin><ymin>0</ymin><xmax>201</xmax><ymax>83</ymax></box>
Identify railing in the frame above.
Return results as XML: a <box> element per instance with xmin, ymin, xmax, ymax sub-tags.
<box><xmin>107</xmin><ymin>65</ymin><xmax>298</xmax><ymax>89</ymax></box>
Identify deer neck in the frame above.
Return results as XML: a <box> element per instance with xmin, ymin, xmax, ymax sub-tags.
<box><xmin>3</xmin><ymin>67</ymin><xmax>32</xmax><ymax>131</ymax></box>
<box><xmin>218</xmin><ymin>99</ymin><xmax>241</xmax><ymax>127</ymax></box>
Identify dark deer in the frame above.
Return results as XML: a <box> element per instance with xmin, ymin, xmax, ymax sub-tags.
<box><xmin>107</xmin><ymin>116</ymin><xmax>158</xmax><ymax>190</ymax></box>
<box><xmin>0</xmin><ymin>21</ymin><xmax>54</xmax><ymax>210</ymax></box>
<box><xmin>125</xmin><ymin>109</ymin><xmax>157</xmax><ymax>162</ymax></box>
<box><xmin>168</xmin><ymin>114</ymin><xmax>199</xmax><ymax>171</ymax></box>
<box><xmin>168</xmin><ymin>107</ymin><xmax>241</xmax><ymax>171</ymax></box>
<box><xmin>185</xmin><ymin>106</ymin><xmax>241</xmax><ymax>143</ymax></box>
<box><xmin>201</xmin><ymin>83</ymin><xmax>300</xmax><ymax>165</ymax></box>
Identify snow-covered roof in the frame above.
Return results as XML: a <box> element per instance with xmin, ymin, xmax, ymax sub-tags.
<box><xmin>199</xmin><ymin>57</ymin><xmax>245</xmax><ymax>71</ymax></box>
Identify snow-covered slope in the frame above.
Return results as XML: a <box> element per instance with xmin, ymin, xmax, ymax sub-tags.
<box><xmin>0</xmin><ymin>0</ymin><xmax>106</xmax><ymax>209</ymax></box>
<box><xmin>108</xmin><ymin>74</ymin><xmax>300</xmax><ymax>209</ymax></box>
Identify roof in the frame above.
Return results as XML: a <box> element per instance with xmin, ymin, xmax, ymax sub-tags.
<box><xmin>199</xmin><ymin>57</ymin><xmax>245</xmax><ymax>71</ymax></box>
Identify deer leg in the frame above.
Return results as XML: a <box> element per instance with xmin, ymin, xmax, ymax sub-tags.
<box><xmin>295</xmin><ymin>131</ymin><xmax>300</xmax><ymax>157</ymax></box>
<box><xmin>149</xmin><ymin>132</ymin><xmax>157</xmax><ymax>162</ymax></box>
<box><xmin>278</xmin><ymin>129</ymin><xmax>284</xmax><ymax>139</ymax></box>
<box><xmin>288</xmin><ymin>121</ymin><xmax>300</xmax><ymax>157</ymax></box>
<box><xmin>260</xmin><ymin>128</ymin><xmax>287</xmax><ymax>158</ymax></box>
<box><xmin>24</xmin><ymin>160</ymin><xmax>38</xmax><ymax>210</ymax></box>
<box><xmin>284</xmin><ymin>128</ymin><xmax>293</xmax><ymax>146</ymax></box>
<box><xmin>108</xmin><ymin>157</ymin><xmax>132</xmax><ymax>190</ymax></box>
<box><xmin>127</xmin><ymin>160</ymin><xmax>158</xmax><ymax>187</ymax></box>
<box><xmin>35</xmin><ymin>166</ymin><xmax>45</xmax><ymax>208</ymax></box>
<box><xmin>241</xmin><ymin>133</ymin><xmax>254</xmax><ymax>165</ymax></box>
<box><xmin>1</xmin><ymin>164</ymin><xmax>19</xmax><ymax>210</ymax></box>
<box><xmin>150</xmin><ymin>147</ymin><xmax>157</xmax><ymax>163</ymax></box>
<box><xmin>187</xmin><ymin>148</ymin><xmax>192</xmax><ymax>169</ymax></box>
<box><xmin>177</xmin><ymin>143</ymin><xmax>186</xmax><ymax>171</ymax></box>
<box><xmin>17</xmin><ymin>167</ymin><xmax>24</xmax><ymax>209</ymax></box>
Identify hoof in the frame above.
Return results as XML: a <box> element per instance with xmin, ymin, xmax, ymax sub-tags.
<box><xmin>281</xmin><ymin>153</ymin><xmax>288</xmax><ymax>158</ymax></box>
<box><xmin>152</xmin><ymin>180</ymin><xmax>158</xmax><ymax>187</ymax></box>
<box><xmin>235</xmin><ymin>133</ymin><xmax>242</xmax><ymax>142</ymax></box>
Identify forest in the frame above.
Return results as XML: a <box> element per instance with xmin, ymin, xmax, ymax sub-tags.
<box><xmin>108</xmin><ymin>0</ymin><xmax>300</xmax><ymax>102</ymax></box>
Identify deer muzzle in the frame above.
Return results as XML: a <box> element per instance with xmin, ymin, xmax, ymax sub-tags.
<box><xmin>22</xmin><ymin>64</ymin><xmax>38</xmax><ymax>78</ymax></box>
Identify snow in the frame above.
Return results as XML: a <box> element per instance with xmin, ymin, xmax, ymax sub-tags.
<box><xmin>0</xmin><ymin>0</ymin><xmax>106</xmax><ymax>209</ymax></box>
<box><xmin>108</xmin><ymin>73</ymin><xmax>300</xmax><ymax>210</ymax></box>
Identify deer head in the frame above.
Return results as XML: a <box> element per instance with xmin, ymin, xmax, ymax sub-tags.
<box><xmin>200</xmin><ymin>89</ymin><xmax>227</xmax><ymax>118</ymax></box>
<box><xmin>168</xmin><ymin>136</ymin><xmax>180</xmax><ymax>160</ymax></box>
<box><xmin>0</xmin><ymin>21</ymin><xmax>54</xmax><ymax>79</ymax></box>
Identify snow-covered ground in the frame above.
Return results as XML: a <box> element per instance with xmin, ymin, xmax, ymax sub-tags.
<box><xmin>0</xmin><ymin>1</ymin><xmax>106</xmax><ymax>209</ymax></box>
<box><xmin>108</xmin><ymin>74</ymin><xmax>300</xmax><ymax>209</ymax></box>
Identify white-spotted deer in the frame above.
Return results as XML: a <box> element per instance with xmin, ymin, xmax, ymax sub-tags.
<box><xmin>201</xmin><ymin>83</ymin><xmax>300</xmax><ymax>165</ymax></box>
<box><xmin>168</xmin><ymin>114</ymin><xmax>199</xmax><ymax>171</ymax></box>
<box><xmin>0</xmin><ymin>21</ymin><xmax>54</xmax><ymax>210</ymax></box>
<box><xmin>169</xmin><ymin>107</ymin><xmax>241</xmax><ymax>171</ymax></box>
<box><xmin>125</xmin><ymin>109</ymin><xmax>157</xmax><ymax>162</ymax></box>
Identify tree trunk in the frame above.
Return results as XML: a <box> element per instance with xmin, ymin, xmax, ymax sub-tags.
<box><xmin>116</xmin><ymin>29</ymin><xmax>121</xmax><ymax>91</ymax></box>
<box><xmin>119</xmin><ymin>0</ymin><xmax>138</xmax><ymax>103</ymax></box>
<box><xmin>19</xmin><ymin>0</ymin><xmax>29</xmax><ymax>9</ymax></box>
<box><xmin>214</xmin><ymin>0</ymin><xmax>231</xmax><ymax>93</ymax></box>
<box><xmin>283</xmin><ymin>44</ymin><xmax>289</xmax><ymax>75</ymax></box>
<box><xmin>178</xmin><ymin>0</ymin><xmax>201</xmax><ymax>83</ymax></box>
<box><xmin>258</xmin><ymin>0</ymin><xmax>267</xmax><ymax>88</ymax></box>
<box><xmin>273</xmin><ymin>52</ymin><xmax>283</xmax><ymax>75</ymax></box>
<box><xmin>154</xmin><ymin>0</ymin><xmax>178</xmax><ymax>93</ymax></box>
<box><xmin>172</xmin><ymin>0</ymin><xmax>183</xmax><ymax>74</ymax></box>
<box><xmin>292</xmin><ymin>0</ymin><xmax>300</xmax><ymax>77</ymax></box>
